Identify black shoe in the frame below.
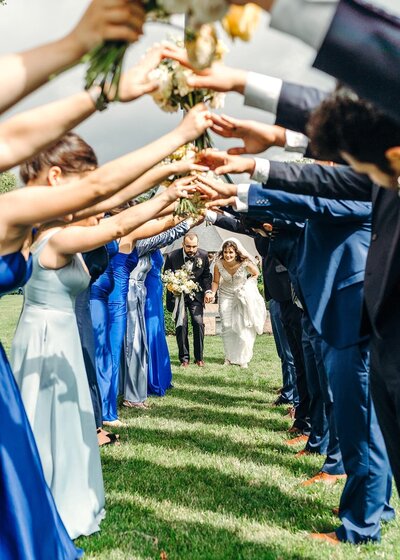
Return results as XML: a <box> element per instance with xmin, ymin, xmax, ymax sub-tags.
<box><xmin>273</xmin><ymin>396</ymin><xmax>291</xmax><ymax>406</ymax></box>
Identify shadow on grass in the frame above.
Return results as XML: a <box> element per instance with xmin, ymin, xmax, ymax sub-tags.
<box><xmin>101</xmin><ymin>454</ymin><xmax>334</xmax><ymax>533</ymax></box>
<box><xmin>117</xmin><ymin>421</ymin><xmax>323</xmax><ymax>481</ymax></box>
<box><xmin>168</xmin><ymin>386</ymin><xmax>271</xmax><ymax>407</ymax></box>
<box><xmin>78</xmin><ymin>492</ymin><xmax>330</xmax><ymax>560</ymax></box>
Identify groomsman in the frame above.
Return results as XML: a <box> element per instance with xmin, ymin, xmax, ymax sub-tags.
<box><xmin>164</xmin><ymin>233</ymin><xmax>212</xmax><ymax>367</ymax></box>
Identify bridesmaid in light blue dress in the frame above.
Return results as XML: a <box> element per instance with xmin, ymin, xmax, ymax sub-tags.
<box><xmin>11</xmin><ymin>231</ymin><xmax>106</xmax><ymax>539</ymax></box>
<box><xmin>124</xmin><ymin>221</ymin><xmax>191</xmax><ymax>407</ymax></box>
<box><xmin>0</xmin><ymin>250</ymin><xmax>80</xmax><ymax>559</ymax></box>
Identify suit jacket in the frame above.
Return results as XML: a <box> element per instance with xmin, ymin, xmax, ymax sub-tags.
<box><xmin>213</xmin><ymin>213</ymin><xmax>292</xmax><ymax>302</ymax></box>
<box><xmin>262</xmin><ymin>162</ymin><xmax>400</xmax><ymax>339</ymax></box>
<box><xmin>246</xmin><ymin>184</ymin><xmax>372</xmax><ymax>348</ymax></box>
<box><xmin>314</xmin><ymin>0</ymin><xmax>400</xmax><ymax>123</ymax></box>
<box><xmin>163</xmin><ymin>248</ymin><xmax>212</xmax><ymax>312</ymax></box>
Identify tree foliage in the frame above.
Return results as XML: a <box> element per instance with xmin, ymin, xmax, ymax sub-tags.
<box><xmin>0</xmin><ymin>171</ymin><xmax>17</xmax><ymax>194</ymax></box>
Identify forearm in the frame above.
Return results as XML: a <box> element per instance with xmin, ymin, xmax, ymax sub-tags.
<box><xmin>0</xmin><ymin>35</ymin><xmax>84</xmax><ymax>114</ymax></box>
<box><xmin>0</xmin><ymin>92</ymin><xmax>96</xmax><ymax>171</ymax></box>
<box><xmin>81</xmin><ymin>129</ymin><xmax>188</xmax><ymax>201</ymax></box>
<box><xmin>211</xmin><ymin>281</ymin><xmax>219</xmax><ymax>294</ymax></box>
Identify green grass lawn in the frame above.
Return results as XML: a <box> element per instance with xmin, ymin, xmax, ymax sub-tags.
<box><xmin>1</xmin><ymin>294</ymin><xmax>399</xmax><ymax>559</ymax></box>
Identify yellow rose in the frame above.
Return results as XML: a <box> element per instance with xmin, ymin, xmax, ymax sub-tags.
<box><xmin>222</xmin><ymin>4</ymin><xmax>262</xmax><ymax>42</ymax></box>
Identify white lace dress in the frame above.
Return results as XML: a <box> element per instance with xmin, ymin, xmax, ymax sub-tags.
<box><xmin>216</xmin><ymin>260</ymin><xmax>266</xmax><ymax>367</ymax></box>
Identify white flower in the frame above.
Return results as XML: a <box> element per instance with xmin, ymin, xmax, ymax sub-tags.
<box><xmin>175</xmin><ymin>66</ymin><xmax>194</xmax><ymax>97</ymax></box>
<box><xmin>209</xmin><ymin>92</ymin><xmax>225</xmax><ymax>110</ymax></box>
<box><xmin>196</xmin><ymin>258</ymin><xmax>202</xmax><ymax>268</ymax></box>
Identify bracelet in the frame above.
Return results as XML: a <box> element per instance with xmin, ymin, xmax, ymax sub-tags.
<box><xmin>87</xmin><ymin>85</ymin><xmax>109</xmax><ymax>112</ymax></box>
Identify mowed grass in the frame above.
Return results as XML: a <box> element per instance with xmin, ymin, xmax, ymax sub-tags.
<box><xmin>1</xmin><ymin>294</ymin><xmax>400</xmax><ymax>559</ymax></box>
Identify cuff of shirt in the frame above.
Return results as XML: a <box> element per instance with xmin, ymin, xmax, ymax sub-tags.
<box><xmin>285</xmin><ymin>129</ymin><xmax>309</xmax><ymax>153</ymax></box>
<box><xmin>251</xmin><ymin>158</ymin><xmax>271</xmax><ymax>183</ymax></box>
<box><xmin>244</xmin><ymin>72</ymin><xmax>282</xmax><ymax>115</ymax></box>
<box><xmin>235</xmin><ymin>185</ymin><xmax>250</xmax><ymax>212</ymax></box>
<box><xmin>205</xmin><ymin>210</ymin><xmax>218</xmax><ymax>224</ymax></box>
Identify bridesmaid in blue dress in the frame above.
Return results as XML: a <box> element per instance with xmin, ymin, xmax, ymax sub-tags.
<box><xmin>90</xmin><ymin>239</ymin><xmax>120</xmax><ymax>425</ymax></box>
<box><xmin>0</xmin><ymin>252</ymin><xmax>80</xmax><ymax>559</ymax></box>
<box><xmin>124</xmin><ymin>221</ymin><xmax>191</xmax><ymax>407</ymax></box>
<box><xmin>145</xmin><ymin>249</ymin><xmax>174</xmax><ymax>396</ymax></box>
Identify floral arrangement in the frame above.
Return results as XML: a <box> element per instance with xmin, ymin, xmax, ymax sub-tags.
<box><xmin>162</xmin><ymin>266</ymin><xmax>200</xmax><ymax>298</ymax></box>
<box><xmin>148</xmin><ymin>38</ymin><xmax>226</xmax><ymax>116</ymax></box>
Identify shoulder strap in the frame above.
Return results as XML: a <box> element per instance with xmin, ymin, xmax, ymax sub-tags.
<box><xmin>31</xmin><ymin>228</ymin><xmax>62</xmax><ymax>254</ymax></box>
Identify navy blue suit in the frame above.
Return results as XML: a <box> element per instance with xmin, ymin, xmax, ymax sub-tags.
<box><xmin>314</xmin><ymin>0</ymin><xmax>400</xmax><ymax>124</ymax></box>
<box><xmin>245</xmin><ymin>184</ymin><xmax>393</xmax><ymax>542</ymax></box>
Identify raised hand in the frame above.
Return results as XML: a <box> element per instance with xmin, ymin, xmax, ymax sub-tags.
<box><xmin>210</xmin><ymin>114</ymin><xmax>286</xmax><ymax>155</ymax></box>
<box><xmin>161</xmin><ymin>44</ymin><xmax>247</xmax><ymax>94</ymax></box>
<box><xmin>166</xmin><ymin>175</ymin><xmax>197</xmax><ymax>203</ymax></box>
<box><xmin>194</xmin><ymin>175</ymin><xmax>238</xmax><ymax>202</ymax></box>
<box><xmin>196</xmin><ymin>148</ymin><xmax>255</xmax><ymax>176</ymax></box>
<box><xmin>177</xmin><ymin>104</ymin><xmax>214</xmax><ymax>144</ymax></box>
<box><xmin>69</xmin><ymin>0</ymin><xmax>145</xmax><ymax>55</ymax></box>
<box><xmin>170</xmin><ymin>159</ymin><xmax>209</xmax><ymax>177</ymax></box>
<box><xmin>118</xmin><ymin>45</ymin><xmax>168</xmax><ymax>102</ymax></box>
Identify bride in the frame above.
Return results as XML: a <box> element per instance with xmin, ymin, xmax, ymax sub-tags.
<box><xmin>211</xmin><ymin>238</ymin><xmax>266</xmax><ymax>368</ymax></box>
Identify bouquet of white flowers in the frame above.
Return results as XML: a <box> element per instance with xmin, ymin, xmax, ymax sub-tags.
<box><xmin>162</xmin><ymin>266</ymin><xmax>200</xmax><ymax>298</ymax></box>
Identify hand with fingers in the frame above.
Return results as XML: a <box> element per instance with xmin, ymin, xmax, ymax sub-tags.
<box><xmin>194</xmin><ymin>175</ymin><xmax>238</xmax><ymax>210</ymax></box>
<box><xmin>196</xmin><ymin>148</ymin><xmax>256</xmax><ymax>176</ymax></box>
<box><xmin>210</xmin><ymin>114</ymin><xmax>286</xmax><ymax>155</ymax></box>
<box><xmin>118</xmin><ymin>44</ymin><xmax>169</xmax><ymax>102</ymax></box>
<box><xmin>160</xmin><ymin>44</ymin><xmax>248</xmax><ymax>94</ymax></box>
<box><xmin>69</xmin><ymin>0</ymin><xmax>145</xmax><ymax>54</ymax></box>
<box><xmin>176</xmin><ymin>104</ymin><xmax>214</xmax><ymax>144</ymax></box>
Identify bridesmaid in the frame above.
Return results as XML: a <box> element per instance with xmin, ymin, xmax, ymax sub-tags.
<box><xmin>145</xmin><ymin>249</ymin><xmax>174</xmax><ymax>396</ymax></box>
<box><xmin>123</xmin><ymin>220</ymin><xmax>192</xmax><ymax>408</ymax></box>
<box><xmin>13</xmin><ymin>138</ymin><xmax>196</xmax><ymax>537</ymax></box>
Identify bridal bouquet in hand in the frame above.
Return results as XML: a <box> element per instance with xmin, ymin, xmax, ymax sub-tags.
<box><xmin>162</xmin><ymin>267</ymin><xmax>199</xmax><ymax>298</ymax></box>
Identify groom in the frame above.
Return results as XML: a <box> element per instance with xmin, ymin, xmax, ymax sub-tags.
<box><xmin>164</xmin><ymin>232</ymin><xmax>213</xmax><ymax>367</ymax></box>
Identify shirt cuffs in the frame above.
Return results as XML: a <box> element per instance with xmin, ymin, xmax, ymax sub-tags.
<box><xmin>251</xmin><ymin>158</ymin><xmax>271</xmax><ymax>183</ymax></box>
<box><xmin>244</xmin><ymin>72</ymin><xmax>283</xmax><ymax>115</ymax></box>
<box><xmin>205</xmin><ymin>210</ymin><xmax>218</xmax><ymax>224</ymax></box>
<box><xmin>235</xmin><ymin>185</ymin><xmax>251</xmax><ymax>212</ymax></box>
<box><xmin>285</xmin><ymin>129</ymin><xmax>309</xmax><ymax>153</ymax></box>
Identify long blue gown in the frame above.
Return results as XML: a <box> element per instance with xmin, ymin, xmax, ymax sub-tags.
<box><xmin>108</xmin><ymin>248</ymin><xmax>139</xmax><ymax>404</ymax></box>
<box><xmin>0</xmin><ymin>251</ymin><xmax>79</xmax><ymax>559</ymax></box>
<box><xmin>90</xmin><ymin>240</ymin><xmax>119</xmax><ymax>421</ymax></box>
<box><xmin>145</xmin><ymin>249</ymin><xmax>173</xmax><ymax>396</ymax></box>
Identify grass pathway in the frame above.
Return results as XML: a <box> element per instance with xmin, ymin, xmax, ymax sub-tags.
<box><xmin>1</xmin><ymin>295</ymin><xmax>399</xmax><ymax>559</ymax></box>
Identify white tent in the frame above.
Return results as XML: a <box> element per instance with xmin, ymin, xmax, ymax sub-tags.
<box><xmin>164</xmin><ymin>221</ymin><xmax>259</xmax><ymax>256</ymax></box>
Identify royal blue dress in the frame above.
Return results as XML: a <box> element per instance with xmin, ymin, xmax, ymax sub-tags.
<box><xmin>0</xmin><ymin>251</ymin><xmax>80</xmax><ymax>559</ymax></box>
<box><xmin>90</xmin><ymin>240</ymin><xmax>120</xmax><ymax>421</ymax></box>
<box><xmin>108</xmin><ymin>248</ymin><xmax>139</xmax><ymax>404</ymax></box>
<box><xmin>145</xmin><ymin>249</ymin><xmax>173</xmax><ymax>396</ymax></box>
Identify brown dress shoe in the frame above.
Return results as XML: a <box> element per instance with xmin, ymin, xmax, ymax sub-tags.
<box><xmin>295</xmin><ymin>449</ymin><xmax>311</xmax><ymax>457</ymax></box>
<box><xmin>310</xmin><ymin>532</ymin><xmax>340</xmax><ymax>545</ymax></box>
<box><xmin>332</xmin><ymin>507</ymin><xmax>340</xmax><ymax>517</ymax></box>
<box><xmin>180</xmin><ymin>361</ymin><xmax>189</xmax><ymax>368</ymax></box>
<box><xmin>196</xmin><ymin>360</ymin><xmax>205</xmax><ymax>367</ymax></box>
<box><xmin>287</xmin><ymin>425</ymin><xmax>302</xmax><ymax>434</ymax></box>
<box><xmin>285</xmin><ymin>434</ymin><xmax>309</xmax><ymax>446</ymax></box>
<box><xmin>301</xmin><ymin>472</ymin><xmax>347</xmax><ymax>487</ymax></box>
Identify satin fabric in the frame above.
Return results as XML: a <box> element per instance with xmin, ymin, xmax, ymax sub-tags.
<box><xmin>90</xmin><ymin>240</ymin><xmax>119</xmax><ymax>421</ymax></box>
<box><xmin>11</xmin><ymin>233</ymin><xmax>105</xmax><ymax>539</ymax></box>
<box><xmin>0</xmin><ymin>250</ymin><xmax>79</xmax><ymax>559</ymax></box>
<box><xmin>145</xmin><ymin>250</ymin><xmax>173</xmax><ymax>396</ymax></box>
<box><xmin>108</xmin><ymin>249</ymin><xmax>139</xmax><ymax>400</ymax></box>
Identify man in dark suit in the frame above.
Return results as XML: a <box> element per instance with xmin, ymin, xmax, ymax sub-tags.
<box><xmin>164</xmin><ymin>232</ymin><xmax>212</xmax><ymax>367</ymax></box>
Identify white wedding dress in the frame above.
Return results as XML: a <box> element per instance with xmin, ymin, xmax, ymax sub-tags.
<box><xmin>216</xmin><ymin>259</ymin><xmax>266</xmax><ymax>367</ymax></box>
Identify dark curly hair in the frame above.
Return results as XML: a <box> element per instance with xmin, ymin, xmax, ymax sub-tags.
<box><xmin>218</xmin><ymin>241</ymin><xmax>247</xmax><ymax>263</ymax></box>
<box><xmin>307</xmin><ymin>87</ymin><xmax>400</xmax><ymax>175</ymax></box>
<box><xmin>20</xmin><ymin>132</ymin><xmax>98</xmax><ymax>184</ymax></box>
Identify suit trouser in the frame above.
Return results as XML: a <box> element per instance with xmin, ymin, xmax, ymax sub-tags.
<box><xmin>279</xmin><ymin>300</ymin><xmax>310</xmax><ymax>432</ymax></box>
<box><xmin>176</xmin><ymin>298</ymin><xmax>204</xmax><ymax>363</ymax></box>
<box><xmin>302</xmin><ymin>316</ymin><xmax>344</xmax><ymax>474</ymax></box>
<box><xmin>269</xmin><ymin>299</ymin><xmax>298</xmax><ymax>404</ymax></box>
<box><xmin>322</xmin><ymin>340</ymin><xmax>394</xmax><ymax>543</ymax></box>
<box><xmin>369</xmin><ymin>300</ymin><xmax>400</xmax><ymax>495</ymax></box>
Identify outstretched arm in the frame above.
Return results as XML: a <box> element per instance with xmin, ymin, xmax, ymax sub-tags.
<box><xmin>0</xmin><ymin>0</ymin><xmax>144</xmax><ymax>113</ymax></box>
